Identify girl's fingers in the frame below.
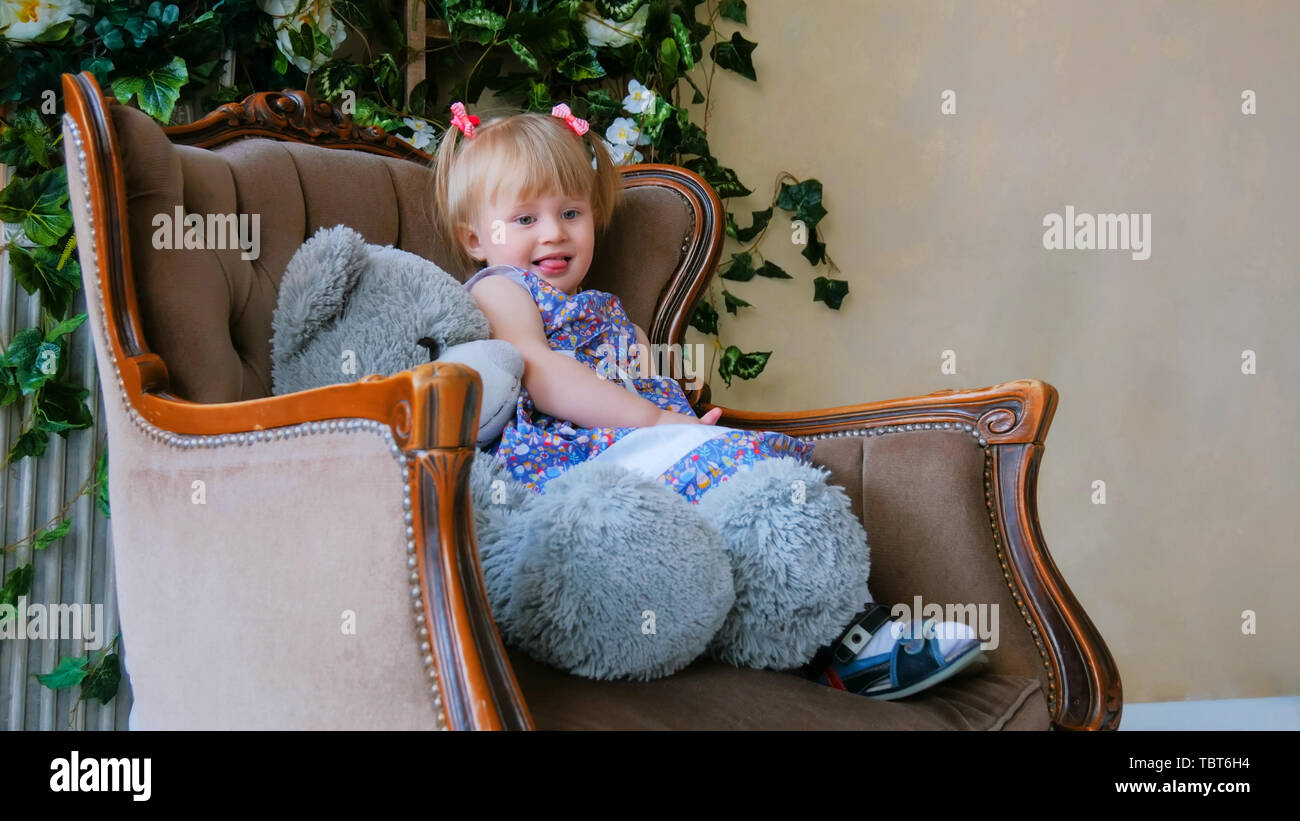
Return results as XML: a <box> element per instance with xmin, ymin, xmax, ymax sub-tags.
<box><xmin>698</xmin><ymin>407</ymin><xmax>723</xmax><ymax>425</ymax></box>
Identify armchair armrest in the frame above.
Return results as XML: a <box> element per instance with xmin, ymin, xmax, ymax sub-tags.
<box><xmin>698</xmin><ymin>379</ymin><xmax>1121</xmax><ymax>731</ymax></box>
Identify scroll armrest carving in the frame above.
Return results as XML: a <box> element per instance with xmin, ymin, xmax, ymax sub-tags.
<box><xmin>698</xmin><ymin>378</ymin><xmax>1057</xmax><ymax>445</ymax></box>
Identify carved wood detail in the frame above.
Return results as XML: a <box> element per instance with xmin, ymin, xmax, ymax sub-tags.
<box><xmin>165</xmin><ymin>88</ymin><xmax>432</xmax><ymax>160</ymax></box>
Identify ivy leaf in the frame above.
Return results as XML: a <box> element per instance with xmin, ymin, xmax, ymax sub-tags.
<box><xmin>596</xmin><ymin>0</ymin><xmax>643</xmax><ymax>22</ymax></box>
<box><xmin>33</xmin><ymin>519</ymin><xmax>71</xmax><ymax>551</ymax></box>
<box><xmin>6</xmin><ymin>428</ymin><xmax>48</xmax><ymax>463</ymax></box>
<box><xmin>659</xmin><ymin>37</ymin><xmax>680</xmax><ymax>87</ymax></box>
<box><xmin>456</xmin><ymin>7</ymin><xmax>507</xmax><ymax>33</ymax></box>
<box><xmin>683</xmin><ymin>156</ymin><xmax>752</xmax><ymax>198</ymax></box>
<box><xmin>722</xmin><ymin>289</ymin><xmax>751</xmax><ymax>315</ymax></box>
<box><xmin>35</xmin><ymin>655</ymin><xmax>90</xmax><ymax>690</ymax></box>
<box><xmin>44</xmin><ymin>312</ymin><xmax>86</xmax><ymax>344</ymax></box>
<box><xmin>81</xmin><ymin>654</ymin><xmax>122</xmax><ymax>704</ymax></box>
<box><xmin>557</xmin><ymin>48</ymin><xmax>606</xmax><ymax>81</ymax></box>
<box><xmin>801</xmin><ymin>228</ymin><xmax>827</xmax><ymax>265</ymax></box>
<box><xmin>717</xmin><ymin>346</ymin><xmax>770</xmax><ymax>387</ymax></box>
<box><xmin>720</xmin><ymin>251</ymin><xmax>755</xmax><ymax>282</ymax></box>
<box><xmin>0</xmin><ymin>564</ymin><xmax>34</xmax><ymax>612</ymax></box>
<box><xmin>583</xmin><ymin>88</ymin><xmax>621</xmax><ymax>123</ymax></box>
<box><xmin>506</xmin><ymin>37</ymin><xmax>540</xmax><ymax>72</ymax></box>
<box><xmin>710</xmin><ymin>31</ymin><xmax>757</xmax><ymax>82</ymax></box>
<box><xmin>757</xmin><ymin>260</ymin><xmax>792</xmax><ymax>279</ymax></box>
<box><xmin>34</xmin><ymin>19</ymin><xmax>75</xmax><ymax>44</ymax></box>
<box><xmin>670</xmin><ymin>13</ymin><xmax>695</xmax><ymax>70</ymax></box>
<box><xmin>776</xmin><ymin>178</ymin><xmax>827</xmax><ymax>229</ymax></box>
<box><xmin>683</xmin><ymin>73</ymin><xmax>706</xmax><ymax>105</ymax></box>
<box><xmin>690</xmin><ymin>301</ymin><xmax>719</xmax><ymax>336</ymax></box>
<box><xmin>677</xmin><ymin>120</ymin><xmax>709</xmax><ymax>156</ymax></box>
<box><xmin>110</xmin><ymin>56</ymin><xmax>188</xmax><ymax>123</ymax></box>
<box><xmin>720</xmin><ymin>0</ymin><xmax>748</xmax><ymax>24</ymax></box>
<box><xmin>80</xmin><ymin>56</ymin><xmax>115</xmax><ymax>87</ymax></box>
<box><xmin>813</xmin><ymin>276</ymin><xmax>849</xmax><ymax>309</ymax></box>
<box><xmin>0</xmin><ymin>108</ymin><xmax>54</xmax><ymax>171</ymax></box>
<box><xmin>36</xmin><ymin>380</ymin><xmax>93</xmax><ymax>435</ymax></box>
<box><xmin>0</xmin><ymin>168</ymin><xmax>73</xmax><ymax>246</ymax></box>
<box><xmin>0</xmin><ymin>328</ymin><xmax>49</xmax><ymax>394</ymax></box>
<box><xmin>727</xmin><ymin>207</ymin><xmax>771</xmax><ymax>242</ymax></box>
<box><xmin>95</xmin><ymin>448</ymin><xmax>111</xmax><ymax>519</ymax></box>
<box><xmin>371</xmin><ymin>53</ymin><xmax>401</xmax><ymax>103</ymax></box>
<box><xmin>1</xmin><ymin>369</ymin><xmax>20</xmax><ymax>407</ymax></box>
<box><xmin>527</xmin><ymin>81</ymin><xmax>552</xmax><ymax>112</ymax></box>
<box><xmin>8</xmin><ymin>244</ymin><xmax>80</xmax><ymax>317</ymax></box>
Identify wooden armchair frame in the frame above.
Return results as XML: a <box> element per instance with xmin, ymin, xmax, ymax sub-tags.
<box><xmin>61</xmin><ymin>71</ymin><xmax>1120</xmax><ymax>730</ymax></box>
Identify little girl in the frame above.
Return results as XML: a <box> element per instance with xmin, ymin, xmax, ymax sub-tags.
<box><xmin>431</xmin><ymin>100</ymin><xmax>986</xmax><ymax>700</ymax></box>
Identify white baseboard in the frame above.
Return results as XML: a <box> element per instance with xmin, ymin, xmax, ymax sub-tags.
<box><xmin>1119</xmin><ymin>696</ymin><xmax>1300</xmax><ymax>730</ymax></box>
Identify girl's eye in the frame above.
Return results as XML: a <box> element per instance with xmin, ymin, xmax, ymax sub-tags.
<box><xmin>563</xmin><ymin>209</ymin><xmax>580</xmax><ymax>219</ymax></box>
<box><xmin>515</xmin><ymin>215</ymin><xmax>535</xmax><ymax>225</ymax></box>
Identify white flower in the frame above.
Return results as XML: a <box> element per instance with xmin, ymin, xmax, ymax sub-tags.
<box><xmin>606</xmin><ymin>117</ymin><xmax>650</xmax><ymax>148</ymax></box>
<box><xmin>601</xmin><ymin>140</ymin><xmax>642</xmax><ymax>166</ymax></box>
<box><xmin>622</xmin><ymin>79</ymin><xmax>655</xmax><ymax>114</ymax></box>
<box><xmin>2</xmin><ymin>0</ymin><xmax>91</xmax><ymax>43</ymax></box>
<box><xmin>258</xmin><ymin>0</ymin><xmax>349</xmax><ymax>73</ymax></box>
<box><xmin>400</xmin><ymin>117</ymin><xmax>436</xmax><ymax>150</ymax></box>
<box><xmin>580</xmin><ymin>2</ymin><xmax>649</xmax><ymax>48</ymax></box>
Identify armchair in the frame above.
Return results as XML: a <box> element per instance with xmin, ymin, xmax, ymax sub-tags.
<box><xmin>61</xmin><ymin>71</ymin><xmax>1120</xmax><ymax>730</ymax></box>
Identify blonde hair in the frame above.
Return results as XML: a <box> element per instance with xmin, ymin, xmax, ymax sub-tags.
<box><xmin>433</xmin><ymin>105</ymin><xmax>625</xmax><ymax>276</ymax></box>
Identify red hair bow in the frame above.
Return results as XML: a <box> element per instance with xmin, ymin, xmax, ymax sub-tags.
<box><xmin>550</xmin><ymin>103</ymin><xmax>589</xmax><ymax>136</ymax></box>
<box><xmin>450</xmin><ymin>101</ymin><xmax>480</xmax><ymax>138</ymax></box>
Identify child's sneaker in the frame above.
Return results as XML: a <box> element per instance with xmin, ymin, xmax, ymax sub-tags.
<box><xmin>803</xmin><ymin>602</ymin><xmax>988</xmax><ymax>700</ymax></box>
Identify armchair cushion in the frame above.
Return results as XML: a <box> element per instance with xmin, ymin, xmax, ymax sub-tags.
<box><xmin>506</xmin><ymin>646</ymin><xmax>1048</xmax><ymax>730</ymax></box>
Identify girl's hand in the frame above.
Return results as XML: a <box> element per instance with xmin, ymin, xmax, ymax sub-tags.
<box><xmin>654</xmin><ymin>407</ymin><xmax>723</xmax><ymax>426</ymax></box>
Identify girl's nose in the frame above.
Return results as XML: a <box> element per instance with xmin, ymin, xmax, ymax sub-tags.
<box><xmin>541</xmin><ymin>214</ymin><xmax>568</xmax><ymax>240</ymax></box>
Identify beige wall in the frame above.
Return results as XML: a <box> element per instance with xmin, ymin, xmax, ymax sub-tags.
<box><xmin>685</xmin><ymin>0</ymin><xmax>1299</xmax><ymax>702</ymax></box>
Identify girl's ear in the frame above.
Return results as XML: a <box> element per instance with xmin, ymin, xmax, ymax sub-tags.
<box><xmin>458</xmin><ymin>221</ymin><xmax>485</xmax><ymax>262</ymax></box>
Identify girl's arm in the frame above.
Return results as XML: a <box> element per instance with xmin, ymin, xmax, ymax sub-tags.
<box><xmin>470</xmin><ymin>277</ymin><xmax>716</xmax><ymax>428</ymax></box>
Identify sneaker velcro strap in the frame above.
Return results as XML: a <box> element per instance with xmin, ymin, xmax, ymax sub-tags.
<box><xmin>831</xmin><ymin>602</ymin><xmax>895</xmax><ymax>665</ymax></box>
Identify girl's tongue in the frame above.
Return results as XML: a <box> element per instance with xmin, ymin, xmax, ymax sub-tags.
<box><xmin>536</xmin><ymin>256</ymin><xmax>569</xmax><ymax>273</ymax></box>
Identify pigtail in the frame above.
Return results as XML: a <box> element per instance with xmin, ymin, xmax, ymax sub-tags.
<box><xmin>432</xmin><ymin>121</ymin><xmax>472</xmax><ymax>275</ymax></box>
<box><xmin>584</xmin><ymin>129</ymin><xmax>626</xmax><ymax>234</ymax></box>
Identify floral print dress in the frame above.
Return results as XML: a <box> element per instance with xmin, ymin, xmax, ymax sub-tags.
<box><xmin>465</xmin><ymin>265</ymin><xmax>812</xmax><ymax>503</ymax></box>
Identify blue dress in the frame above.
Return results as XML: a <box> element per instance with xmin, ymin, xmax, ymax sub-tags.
<box><xmin>466</xmin><ymin>265</ymin><xmax>812</xmax><ymax>503</ymax></box>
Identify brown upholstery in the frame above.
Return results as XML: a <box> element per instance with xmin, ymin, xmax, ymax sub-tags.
<box><xmin>112</xmin><ymin>104</ymin><xmax>690</xmax><ymax>405</ymax></box>
<box><xmin>812</xmin><ymin>433</ymin><xmax>1044</xmax><ymax>682</ymax></box>
<box><xmin>107</xmin><ymin>101</ymin><xmax>1053</xmax><ymax>730</ymax></box>
<box><xmin>509</xmin><ymin>647</ymin><xmax>1048</xmax><ymax>730</ymax></box>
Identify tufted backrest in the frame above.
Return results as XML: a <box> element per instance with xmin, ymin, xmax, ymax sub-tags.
<box><xmin>111</xmin><ymin>103</ymin><xmax>697</xmax><ymax>404</ymax></box>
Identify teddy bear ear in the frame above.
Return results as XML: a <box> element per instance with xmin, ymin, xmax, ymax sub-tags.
<box><xmin>271</xmin><ymin>224</ymin><xmax>369</xmax><ymax>362</ymax></box>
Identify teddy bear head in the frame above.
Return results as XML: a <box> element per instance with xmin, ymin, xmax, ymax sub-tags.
<box><xmin>270</xmin><ymin>224</ymin><xmax>521</xmax><ymax>445</ymax></box>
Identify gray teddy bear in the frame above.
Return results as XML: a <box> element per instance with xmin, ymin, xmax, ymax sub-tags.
<box><xmin>271</xmin><ymin>225</ymin><xmax>871</xmax><ymax>681</ymax></box>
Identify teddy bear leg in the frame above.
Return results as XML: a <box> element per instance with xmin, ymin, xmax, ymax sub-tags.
<box><xmin>694</xmin><ymin>456</ymin><xmax>871</xmax><ymax>670</ymax></box>
<box><xmin>499</xmin><ymin>461</ymin><xmax>736</xmax><ymax>681</ymax></box>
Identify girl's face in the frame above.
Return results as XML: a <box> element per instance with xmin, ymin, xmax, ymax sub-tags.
<box><xmin>461</xmin><ymin>189</ymin><xmax>596</xmax><ymax>296</ymax></box>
